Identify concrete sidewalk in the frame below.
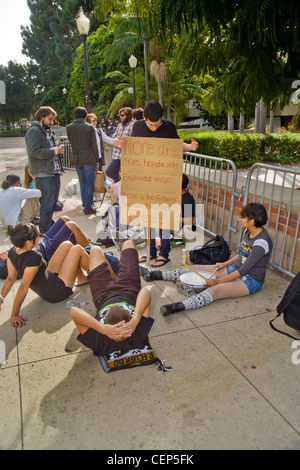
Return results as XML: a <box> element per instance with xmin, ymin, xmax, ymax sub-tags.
<box><xmin>0</xmin><ymin>137</ymin><xmax>300</xmax><ymax>450</ymax></box>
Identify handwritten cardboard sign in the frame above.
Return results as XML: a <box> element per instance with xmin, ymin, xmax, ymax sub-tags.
<box><xmin>120</xmin><ymin>136</ymin><xmax>183</xmax><ymax>230</ymax></box>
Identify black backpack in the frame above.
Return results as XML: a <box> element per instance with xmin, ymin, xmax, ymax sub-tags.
<box><xmin>189</xmin><ymin>235</ymin><xmax>231</xmax><ymax>265</ymax></box>
<box><xmin>270</xmin><ymin>272</ymin><xmax>300</xmax><ymax>340</ymax></box>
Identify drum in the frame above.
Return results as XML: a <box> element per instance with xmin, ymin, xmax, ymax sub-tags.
<box><xmin>176</xmin><ymin>271</ymin><xmax>216</xmax><ymax>297</ymax></box>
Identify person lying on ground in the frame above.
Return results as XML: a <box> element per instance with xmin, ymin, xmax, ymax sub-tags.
<box><xmin>0</xmin><ymin>223</ymin><xmax>89</xmax><ymax>328</ymax></box>
<box><xmin>71</xmin><ymin>240</ymin><xmax>154</xmax><ymax>356</ymax></box>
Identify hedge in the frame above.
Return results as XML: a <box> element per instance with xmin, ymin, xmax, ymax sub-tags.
<box><xmin>0</xmin><ymin>129</ymin><xmax>28</xmax><ymax>137</ymax></box>
<box><xmin>178</xmin><ymin>130</ymin><xmax>300</xmax><ymax>168</ymax></box>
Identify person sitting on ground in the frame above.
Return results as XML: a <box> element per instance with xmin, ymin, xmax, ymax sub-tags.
<box><xmin>20</xmin><ymin>164</ymin><xmax>40</xmax><ymax>225</ymax></box>
<box><xmin>140</xmin><ymin>203</ymin><xmax>273</xmax><ymax>315</ymax></box>
<box><xmin>0</xmin><ymin>223</ymin><xmax>90</xmax><ymax>328</ymax></box>
<box><xmin>181</xmin><ymin>174</ymin><xmax>195</xmax><ymax>228</ymax></box>
<box><xmin>39</xmin><ymin>215</ymin><xmax>119</xmax><ymax>275</ymax></box>
<box><xmin>0</xmin><ymin>215</ymin><xmax>119</xmax><ymax>280</ymax></box>
<box><xmin>36</xmin><ymin>215</ymin><xmax>90</xmax><ymax>263</ymax></box>
<box><xmin>171</xmin><ymin>174</ymin><xmax>196</xmax><ymax>245</ymax></box>
<box><xmin>0</xmin><ymin>174</ymin><xmax>41</xmax><ymax>227</ymax></box>
<box><xmin>71</xmin><ymin>240</ymin><xmax>154</xmax><ymax>356</ymax></box>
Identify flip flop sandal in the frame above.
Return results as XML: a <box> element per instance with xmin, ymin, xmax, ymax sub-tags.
<box><xmin>150</xmin><ymin>258</ymin><xmax>170</xmax><ymax>268</ymax></box>
<box><xmin>139</xmin><ymin>255</ymin><xmax>157</xmax><ymax>263</ymax></box>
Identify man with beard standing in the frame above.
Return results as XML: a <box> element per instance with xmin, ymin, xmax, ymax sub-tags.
<box><xmin>105</xmin><ymin>107</ymin><xmax>134</xmax><ymax>183</ymax></box>
<box><xmin>26</xmin><ymin>106</ymin><xmax>64</xmax><ymax>235</ymax></box>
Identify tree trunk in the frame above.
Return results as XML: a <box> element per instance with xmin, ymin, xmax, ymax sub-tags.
<box><xmin>269</xmin><ymin>102</ymin><xmax>274</xmax><ymax>133</ymax></box>
<box><xmin>239</xmin><ymin>113</ymin><xmax>245</xmax><ymax>134</ymax></box>
<box><xmin>254</xmin><ymin>101</ymin><xmax>260</xmax><ymax>133</ymax></box>
<box><xmin>260</xmin><ymin>98</ymin><xmax>267</xmax><ymax>134</ymax></box>
<box><xmin>143</xmin><ymin>40</ymin><xmax>149</xmax><ymax>102</ymax></box>
<box><xmin>158</xmin><ymin>81</ymin><xmax>163</xmax><ymax>106</ymax></box>
<box><xmin>228</xmin><ymin>114</ymin><xmax>234</xmax><ymax>132</ymax></box>
<box><xmin>167</xmin><ymin>81</ymin><xmax>171</xmax><ymax>120</ymax></box>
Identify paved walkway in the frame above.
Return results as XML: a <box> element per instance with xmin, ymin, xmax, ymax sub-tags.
<box><xmin>0</xmin><ymin>137</ymin><xmax>300</xmax><ymax>450</ymax></box>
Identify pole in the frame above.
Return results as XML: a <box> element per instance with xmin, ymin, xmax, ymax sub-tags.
<box><xmin>82</xmin><ymin>34</ymin><xmax>92</xmax><ymax>112</ymax></box>
<box><xmin>132</xmin><ymin>67</ymin><xmax>136</xmax><ymax>108</ymax></box>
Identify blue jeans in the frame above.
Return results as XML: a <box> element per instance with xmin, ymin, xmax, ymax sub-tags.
<box><xmin>105</xmin><ymin>159</ymin><xmax>121</xmax><ymax>182</ymax></box>
<box><xmin>35</xmin><ymin>175</ymin><xmax>60</xmax><ymax>234</ymax></box>
<box><xmin>40</xmin><ymin>217</ymin><xmax>76</xmax><ymax>262</ymax></box>
<box><xmin>150</xmin><ymin>229</ymin><xmax>171</xmax><ymax>260</ymax></box>
<box><xmin>76</xmin><ymin>165</ymin><xmax>95</xmax><ymax>211</ymax></box>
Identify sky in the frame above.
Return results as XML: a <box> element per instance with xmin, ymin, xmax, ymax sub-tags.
<box><xmin>0</xmin><ymin>0</ymin><xmax>31</xmax><ymax>66</ymax></box>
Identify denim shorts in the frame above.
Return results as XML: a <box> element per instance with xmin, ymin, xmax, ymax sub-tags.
<box><xmin>227</xmin><ymin>265</ymin><xmax>263</xmax><ymax>295</ymax></box>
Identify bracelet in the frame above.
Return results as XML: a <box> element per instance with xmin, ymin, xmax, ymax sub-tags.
<box><xmin>0</xmin><ymin>294</ymin><xmax>4</xmax><ymax>301</ymax></box>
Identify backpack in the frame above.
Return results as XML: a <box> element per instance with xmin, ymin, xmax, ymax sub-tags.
<box><xmin>189</xmin><ymin>235</ymin><xmax>231</xmax><ymax>265</ymax></box>
<box><xmin>270</xmin><ymin>272</ymin><xmax>300</xmax><ymax>340</ymax></box>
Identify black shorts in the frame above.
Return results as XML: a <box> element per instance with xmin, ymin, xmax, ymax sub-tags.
<box><xmin>32</xmin><ymin>272</ymin><xmax>73</xmax><ymax>303</ymax></box>
<box><xmin>88</xmin><ymin>247</ymin><xmax>141</xmax><ymax>309</ymax></box>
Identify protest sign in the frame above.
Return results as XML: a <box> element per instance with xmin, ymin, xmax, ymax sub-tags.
<box><xmin>120</xmin><ymin>136</ymin><xmax>183</xmax><ymax>230</ymax></box>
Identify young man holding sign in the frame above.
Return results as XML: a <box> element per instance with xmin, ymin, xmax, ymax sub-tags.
<box><xmin>132</xmin><ymin>101</ymin><xmax>198</xmax><ymax>267</ymax></box>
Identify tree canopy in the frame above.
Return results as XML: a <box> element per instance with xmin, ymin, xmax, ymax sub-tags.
<box><xmin>9</xmin><ymin>0</ymin><xmax>299</xmax><ymax>126</ymax></box>
<box><xmin>0</xmin><ymin>61</ymin><xmax>37</xmax><ymax>125</ymax></box>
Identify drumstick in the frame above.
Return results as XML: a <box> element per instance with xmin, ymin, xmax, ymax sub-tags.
<box><xmin>184</xmin><ymin>264</ymin><xmax>208</xmax><ymax>281</ymax></box>
<box><xmin>208</xmin><ymin>267</ymin><xmax>218</xmax><ymax>280</ymax></box>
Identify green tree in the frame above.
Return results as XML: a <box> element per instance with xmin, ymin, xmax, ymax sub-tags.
<box><xmin>0</xmin><ymin>61</ymin><xmax>36</xmax><ymax>126</ymax></box>
<box><xmin>158</xmin><ymin>0</ymin><xmax>300</xmax><ymax>114</ymax></box>
<box><xmin>21</xmin><ymin>0</ymin><xmax>99</xmax><ymax>92</ymax></box>
<box><xmin>69</xmin><ymin>22</ymin><xmax>132</xmax><ymax>116</ymax></box>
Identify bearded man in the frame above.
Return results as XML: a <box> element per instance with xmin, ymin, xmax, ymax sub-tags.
<box><xmin>25</xmin><ymin>106</ymin><xmax>64</xmax><ymax>234</ymax></box>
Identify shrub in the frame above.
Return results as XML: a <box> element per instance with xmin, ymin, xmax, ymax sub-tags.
<box><xmin>0</xmin><ymin>128</ymin><xmax>27</xmax><ymax>137</ymax></box>
<box><xmin>178</xmin><ymin>130</ymin><xmax>300</xmax><ymax>168</ymax></box>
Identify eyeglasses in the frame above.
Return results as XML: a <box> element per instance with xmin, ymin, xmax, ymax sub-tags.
<box><xmin>119</xmin><ymin>113</ymin><xmax>126</xmax><ymax>117</ymax></box>
<box><xmin>145</xmin><ymin>119</ymin><xmax>162</xmax><ymax>130</ymax></box>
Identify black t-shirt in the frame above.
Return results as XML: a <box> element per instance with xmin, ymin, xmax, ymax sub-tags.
<box><xmin>77</xmin><ymin>292</ymin><xmax>154</xmax><ymax>356</ymax></box>
<box><xmin>8</xmin><ymin>247</ymin><xmax>47</xmax><ymax>293</ymax></box>
<box><xmin>132</xmin><ymin>118</ymin><xmax>180</xmax><ymax>139</ymax></box>
<box><xmin>7</xmin><ymin>247</ymin><xmax>71</xmax><ymax>302</ymax></box>
<box><xmin>181</xmin><ymin>190</ymin><xmax>195</xmax><ymax>220</ymax></box>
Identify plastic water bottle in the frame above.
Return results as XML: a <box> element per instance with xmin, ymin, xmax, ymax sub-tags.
<box><xmin>181</xmin><ymin>249</ymin><xmax>187</xmax><ymax>266</ymax></box>
<box><xmin>65</xmin><ymin>300</ymin><xmax>85</xmax><ymax>309</ymax></box>
<box><xmin>0</xmin><ymin>340</ymin><xmax>6</xmax><ymax>365</ymax></box>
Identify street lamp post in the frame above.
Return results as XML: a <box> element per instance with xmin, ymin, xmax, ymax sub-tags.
<box><xmin>76</xmin><ymin>8</ymin><xmax>92</xmax><ymax>112</ymax></box>
<box><xmin>128</xmin><ymin>55</ymin><xmax>137</xmax><ymax>108</ymax></box>
<box><xmin>62</xmin><ymin>88</ymin><xmax>68</xmax><ymax>125</ymax></box>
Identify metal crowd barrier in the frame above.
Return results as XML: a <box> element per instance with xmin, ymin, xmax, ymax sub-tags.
<box><xmin>183</xmin><ymin>152</ymin><xmax>239</xmax><ymax>243</ymax></box>
<box><xmin>184</xmin><ymin>153</ymin><xmax>299</xmax><ymax>278</ymax></box>
<box><xmin>240</xmin><ymin>163</ymin><xmax>300</xmax><ymax>278</ymax></box>
<box><xmin>60</xmin><ymin>138</ymin><xmax>299</xmax><ymax>277</ymax></box>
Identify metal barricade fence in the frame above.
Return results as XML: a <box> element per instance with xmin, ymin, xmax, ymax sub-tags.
<box><xmin>183</xmin><ymin>153</ymin><xmax>299</xmax><ymax>278</ymax></box>
<box><xmin>61</xmin><ymin>139</ymin><xmax>299</xmax><ymax>277</ymax></box>
<box><xmin>240</xmin><ymin>163</ymin><xmax>300</xmax><ymax>278</ymax></box>
<box><xmin>183</xmin><ymin>152</ymin><xmax>239</xmax><ymax>243</ymax></box>
<box><xmin>61</xmin><ymin>141</ymin><xmax>74</xmax><ymax>169</ymax></box>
